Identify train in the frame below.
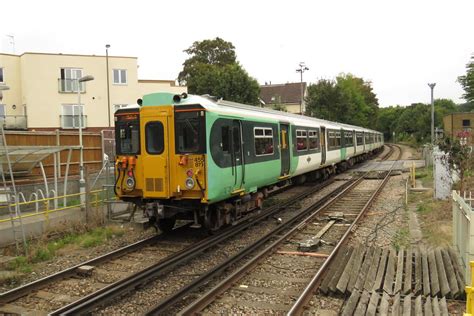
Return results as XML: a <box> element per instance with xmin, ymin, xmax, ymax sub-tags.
<box><xmin>114</xmin><ymin>92</ymin><xmax>384</xmax><ymax>231</ymax></box>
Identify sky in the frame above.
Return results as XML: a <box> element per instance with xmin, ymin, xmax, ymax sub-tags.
<box><xmin>1</xmin><ymin>0</ymin><xmax>473</xmax><ymax>107</ymax></box>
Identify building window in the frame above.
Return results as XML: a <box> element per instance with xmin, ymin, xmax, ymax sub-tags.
<box><xmin>113</xmin><ymin>69</ymin><xmax>127</xmax><ymax>84</ymax></box>
<box><xmin>254</xmin><ymin>127</ymin><xmax>274</xmax><ymax>156</ymax></box>
<box><xmin>61</xmin><ymin>104</ymin><xmax>86</xmax><ymax>129</ymax></box>
<box><xmin>463</xmin><ymin>119</ymin><xmax>471</xmax><ymax>127</ymax></box>
<box><xmin>0</xmin><ymin>104</ymin><xmax>5</xmax><ymax>117</ymax></box>
<box><xmin>60</xmin><ymin>68</ymin><xmax>83</xmax><ymax>92</ymax></box>
<box><xmin>0</xmin><ymin>68</ymin><xmax>4</xmax><ymax>83</ymax></box>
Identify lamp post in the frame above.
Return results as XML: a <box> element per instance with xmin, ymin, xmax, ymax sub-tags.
<box><xmin>296</xmin><ymin>62</ymin><xmax>309</xmax><ymax>115</ymax></box>
<box><xmin>77</xmin><ymin>75</ymin><xmax>94</xmax><ymax>205</ymax></box>
<box><xmin>105</xmin><ymin>44</ymin><xmax>111</xmax><ymax>127</ymax></box>
<box><xmin>0</xmin><ymin>84</ymin><xmax>10</xmax><ymax>101</ymax></box>
<box><xmin>428</xmin><ymin>83</ymin><xmax>436</xmax><ymax>145</ymax></box>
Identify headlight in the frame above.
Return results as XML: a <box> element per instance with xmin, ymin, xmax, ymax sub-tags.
<box><xmin>185</xmin><ymin>177</ymin><xmax>195</xmax><ymax>189</ymax></box>
<box><xmin>126</xmin><ymin>177</ymin><xmax>135</xmax><ymax>188</ymax></box>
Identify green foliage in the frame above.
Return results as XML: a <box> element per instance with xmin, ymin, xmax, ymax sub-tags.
<box><xmin>459</xmin><ymin>54</ymin><xmax>474</xmax><ymax>103</ymax></box>
<box><xmin>438</xmin><ymin>134</ymin><xmax>474</xmax><ymax>191</ymax></box>
<box><xmin>178</xmin><ymin>37</ymin><xmax>260</xmax><ymax>105</ymax></box>
<box><xmin>392</xmin><ymin>228</ymin><xmax>410</xmax><ymax>251</ymax></box>
<box><xmin>377</xmin><ymin>98</ymin><xmax>461</xmax><ymax>143</ymax></box>
<box><xmin>305</xmin><ymin>74</ymin><xmax>379</xmax><ymax>128</ymax></box>
<box><xmin>7</xmin><ymin>256</ymin><xmax>32</xmax><ymax>273</ymax></box>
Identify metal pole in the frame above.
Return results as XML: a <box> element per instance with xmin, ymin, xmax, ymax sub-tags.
<box><xmin>296</xmin><ymin>62</ymin><xmax>308</xmax><ymax>115</ymax></box>
<box><xmin>106</xmin><ymin>44</ymin><xmax>111</xmax><ymax>128</ymax></box>
<box><xmin>428</xmin><ymin>83</ymin><xmax>436</xmax><ymax>145</ymax></box>
<box><xmin>300</xmin><ymin>70</ymin><xmax>303</xmax><ymax>114</ymax></box>
<box><xmin>78</xmin><ymin>79</ymin><xmax>85</xmax><ymax>207</ymax></box>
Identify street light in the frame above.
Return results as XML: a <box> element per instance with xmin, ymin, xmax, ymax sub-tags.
<box><xmin>105</xmin><ymin>44</ymin><xmax>111</xmax><ymax>127</ymax></box>
<box><xmin>428</xmin><ymin>83</ymin><xmax>436</xmax><ymax>145</ymax></box>
<box><xmin>296</xmin><ymin>62</ymin><xmax>309</xmax><ymax>115</ymax></box>
<box><xmin>77</xmin><ymin>75</ymin><xmax>94</xmax><ymax>205</ymax></box>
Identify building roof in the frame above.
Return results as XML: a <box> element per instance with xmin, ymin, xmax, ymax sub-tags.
<box><xmin>0</xmin><ymin>52</ymin><xmax>137</xmax><ymax>59</ymax></box>
<box><xmin>260</xmin><ymin>82</ymin><xmax>307</xmax><ymax>105</ymax></box>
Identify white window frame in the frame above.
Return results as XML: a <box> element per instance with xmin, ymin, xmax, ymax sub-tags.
<box><xmin>113</xmin><ymin>69</ymin><xmax>127</xmax><ymax>85</ymax></box>
<box><xmin>0</xmin><ymin>68</ymin><xmax>4</xmax><ymax>83</ymax></box>
<box><xmin>296</xmin><ymin>129</ymin><xmax>308</xmax><ymax>152</ymax></box>
<box><xmin>254</xmin><ymin>127</ymin><xmax>274</xmax><ymax>156</ymax></box>
<box><xmin>60</xmin><ymin>68</ymin><xmax>83</xmax><ymax>92</ymax></box>
<box><xmin>61</xmin><ymin>104</ymin><xmax>85</xmax><ymax>129</ymax></box>
<box><xmin>308</xmin><ymin>130</ymin><xmax>319</xmax><ymax>150</ymax></box>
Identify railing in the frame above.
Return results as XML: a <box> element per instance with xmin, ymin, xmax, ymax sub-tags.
<box><xmin>452</xmin><ymin>190</ymin><xmax>473</xmax><ymax>282</ymax></box>
<box><xmin>0</xmin><ymin>115</ymin><xmax>27</xmax><ymax>130</ymax></box>
<box><xmin>57</xmin><ymin>79</ymin><xmax>86</xmax><ymax>93</ymax></box>
<box><xmin>0</xmin><ymin>188</ymin><xmax>112</xmax><ymax>224</ymax></box>
<box><xmin>60</xmin><ymin>115</ymin><xmax>87</xmax><ymax>129</ymax></box>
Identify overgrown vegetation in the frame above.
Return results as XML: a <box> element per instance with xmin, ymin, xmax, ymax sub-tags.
<box><xmin>3</xmin><ymin>226</ymin><xmax>125</xmax><ymax>282</ymax></box>
<box><xmin>392</xmin><ymin>228</ymin><xmax>410</xmax><ymax>251</ymax></box>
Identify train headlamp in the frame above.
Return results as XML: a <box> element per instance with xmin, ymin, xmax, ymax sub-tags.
<box><xmin>185</xmin><ymin>177</ymin><xmax>195</xmax><ymax>189</ymax></box>
<box><xmin>186</xmin><ymin>169</ymin><xmax>194</xmax><ymax>177</ymax></box>
<box><xmin>126</xmin><ymin>177</ymin><xmax>135</xmax><ymax>188</ymax></box>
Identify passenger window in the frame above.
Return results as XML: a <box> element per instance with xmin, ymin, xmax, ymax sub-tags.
<box><xmin>296</xmin><ymin>130</ymin><xmax>308</xmax><ymax>151</ymax></box>
<box><xmin>221</xmin><ymin>126</ymin><xmax>230</xmax><ymax>153</ymax></box>
<box><xmin>308</xmin><ymin>130</ymin><xmax>319</xmax><ymax>150</ymax></box>
<box><xmin>145</xmin><ymin>122</ymin><xmax>164</xmax><ymax>154</ymax></box>
<box><xmin>254</xmin><ymin>127</ymin><xmax>274</xmax><ymax>156</ymax></box>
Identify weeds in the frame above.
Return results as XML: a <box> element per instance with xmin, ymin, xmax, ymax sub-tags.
<box><xmin>392</xmin><ymin>228</ymin><xmax>410</xmax><ymax>251</ymax></box>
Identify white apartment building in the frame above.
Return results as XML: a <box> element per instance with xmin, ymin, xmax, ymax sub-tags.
<box><xmin>0</xmin><ymin>52</ymin><xmax>186</xmax><ymax>130</ymax></box>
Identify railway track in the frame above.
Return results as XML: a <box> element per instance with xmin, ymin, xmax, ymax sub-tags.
<box><xmin>0</xmin><ymin>226</ymin><xmax>203</xmax><ymax>313</ymax></box>
<box><xmin>177</xmin><ymin>164</ymin><xmax>395</xmax><ymax>315</ymax></box>
<box><xmin>380</xmin><ymin>144</ymin><xmax>403</xmax><ymax>161</ymax></box>
<box><xmin>33</xmin><ymin>179</ymin><xmax>340</xmax><ymax>315</ymax></box>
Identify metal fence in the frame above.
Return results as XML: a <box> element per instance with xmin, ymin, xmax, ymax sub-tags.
<box><xmin>453</xmin><ymin>190</ymin><xmax>474</xmax><ymax>282</ymax></box>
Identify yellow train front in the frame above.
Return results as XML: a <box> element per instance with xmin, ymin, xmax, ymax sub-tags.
<box><xmin>114</xmin><ymin>93</ymin><xmax>208</xmax><ymax>232</ymax></box>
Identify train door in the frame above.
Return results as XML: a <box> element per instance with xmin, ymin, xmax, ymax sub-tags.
<box><xmin>142</xmin><ymin>110</ymin><xmax>170</xmax><ymax>198</ymax></box>
<box><xmin>320</xmin><ymin>126</ymin><xmax>326</xmax><ymax>165</ymax></box>
<box><xmin>279</xmin><ymin>123</ymin><xmax>290</xmax><ymax>177</ymax></box>
<box><xmin>231</xmin><ymin>120</ymin><xmax>245</xmax><ymax>192</ymax></box>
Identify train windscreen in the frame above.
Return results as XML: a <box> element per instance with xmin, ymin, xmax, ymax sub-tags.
<box><xmin>115</xmin><ymin>111</ymin><xmax>140</xmax><ymax>155</ymax></box>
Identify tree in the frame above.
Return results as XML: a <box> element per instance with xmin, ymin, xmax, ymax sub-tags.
<box><xmin>458</xmin><ymin>54</ymin><xmax>474</xmax><ymax>104</ymax></box>
<box><xmin>438</xmin><ymin>131</ymin><xmax>473</xmax><ymax>192</ymax></box>
<box><xmin>178</xmin><ymin>38</ymin><xmax>260</xmax><ymax>105</ymax></box>
<box><xmin>305</xmin><ymin>74</ymin><xmax>379</xmax><ymax>128</ymax></box>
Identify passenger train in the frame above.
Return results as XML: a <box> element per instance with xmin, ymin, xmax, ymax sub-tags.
<box><xmin>114</xmin><ymin>93</ymin><xmax>384</xmax><ymax>231</ymax></box>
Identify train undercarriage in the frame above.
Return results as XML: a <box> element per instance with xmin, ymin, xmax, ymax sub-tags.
<box><xmin>130</xmin><ymin>149</ymin><xmax>381</xmax><ymax>232</ymax></box>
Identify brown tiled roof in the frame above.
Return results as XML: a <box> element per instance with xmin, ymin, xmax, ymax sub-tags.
<box><xmin>260</xmin><ymin>82</ymin><xmax>307</xmax><ymax>105</ymax></box>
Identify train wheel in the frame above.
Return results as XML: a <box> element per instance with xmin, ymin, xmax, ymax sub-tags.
<box><xmin>157</xmin><ymin>217</ymin><xmax>176</xmax><ymax>233</ymax></box>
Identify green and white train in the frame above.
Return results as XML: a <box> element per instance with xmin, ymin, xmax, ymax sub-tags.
<box><xmin>114</xmin><ymin>93</ymin><xmax>384</xmax><ymax>231</ymax></box>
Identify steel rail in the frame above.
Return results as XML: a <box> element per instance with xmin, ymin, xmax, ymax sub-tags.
<box><xmin>380</xmin><ymin>144</ymin><xmax>394</xmax><ymax>161</ymax></box>
<box><xmin>178</xmin><ymin>175</ymin><xmax>369</xmax><ymax>315</ymax></box>
<box><xmin>49</xmin><ymin>179</ymin><xmax>335</xmax><ymax>315</ymax></box>
<box><xmin>179</xmin><ymin>164</ymin><xmax>395</xmax><ymax>315</ymax></box>
<box><xmin>146</xmin><ymin>179</ymin><xmax>356</xmax><ymax>315</ymax></box>
<box><xmin>287</xmin><ymin>162</ymin><xmax>396</xmax><ymax>315</ymax></box>
<box><xmin>0</xmin><ymin>234</ymin><xmax>160</xmax><ymax>304</ymax></box>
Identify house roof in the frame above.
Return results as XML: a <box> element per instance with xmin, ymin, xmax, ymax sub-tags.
<box><xmin>260</xmin><ymin>82</ymin><xmax>307</xmax><ymax>105</ymax></box>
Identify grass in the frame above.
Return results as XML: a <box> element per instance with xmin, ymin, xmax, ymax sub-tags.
<box><xmin>392</xmin><ymin>228</ymin><xmax>410</xmax><ymax>251</ymax></box>
<box><xmin>3</xmin><ymin>225</ymin><xmax>126</xmax><ymax>280</ymax></box>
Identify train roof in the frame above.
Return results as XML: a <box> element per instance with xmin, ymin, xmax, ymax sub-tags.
<box><xmin>142</xmin><ymin>92</ymin><xmax>382</xmax><ymax>135</ymax></box>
